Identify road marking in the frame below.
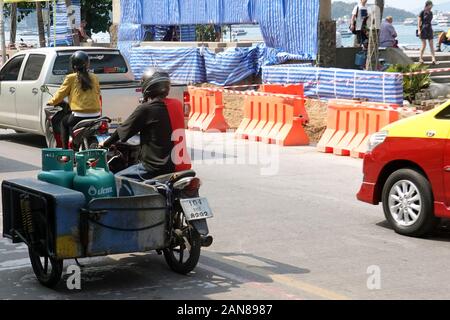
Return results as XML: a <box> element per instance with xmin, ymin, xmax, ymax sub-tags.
<box><xmin>206</xmin><ymin>252</ymin><xmax>350</xmax><ymax>300</ymax></box>
<box><xmin>198</xmin><ymin>263</ymin><xmax>302</xmax><ymax>300</ymax></box>
<box><xmin>270</xmin><ymin>274</ymin><xmax>349</xmax><ymax>300</ymax></box>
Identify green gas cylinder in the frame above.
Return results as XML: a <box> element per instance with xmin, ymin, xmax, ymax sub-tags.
<box><xmin>38</xmin><ymin>149</ymin><xmax>76</xmax><ymax>189</ymax></box>
<box><xmin>74</xmin><ymin>150</ymin><xmax>117</xmax><ymax>202</ymax></box>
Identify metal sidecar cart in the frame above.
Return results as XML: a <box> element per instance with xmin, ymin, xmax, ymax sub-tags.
<box><xmin>1</xmin><ymin>176</ymin><xmax>212</xmax><ymax>288</ymax></box>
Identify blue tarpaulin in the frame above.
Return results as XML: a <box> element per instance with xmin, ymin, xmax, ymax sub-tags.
<box><xmin>129</xmin><ymin>47</ymin><xmax>206</xmax><ymax>84</ymax></box>
<box><xmin>202</xmin><ymin>46</ymin><xmax>261</xmax><ymax>86</ymax></box>
<box><xmin>142</xmin><ymin>0</ymin><xmax>180</xmax><ymax>25</ymax></box>
<box><xmin>126</xmin><ymin>44</ymin><xmax>313</xmax><ymax>86</ymax></box>
<box><xmin>262</xmin><ymin>65</ymin><xmax>404</xmax><ymax>105</ymax></box>
<box><xmin>120</xmin><ymin>0</ymin><xmax>143</xmax><ymax>24</ymax></box>
<box><xmin>121</xmin><ymin>0</ymin><xmax>319</xmax><ymax>59</ymax></box>
<box><xmin>48</xmin><ymin>0</ymin><xmax>81</xmax><ymax>47</ymax></box>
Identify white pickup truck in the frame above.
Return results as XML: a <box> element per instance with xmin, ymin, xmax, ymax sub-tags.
<box><xmin>0</xmin><ymin>46</ymin><xmax>188</xmax><ymax>146</ymax></box>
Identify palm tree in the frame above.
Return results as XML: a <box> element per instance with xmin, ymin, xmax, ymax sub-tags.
<box><xmin>36</xmin><ymin>2</ymin><xmax>46</xmax><ymax>47</ymax></box>
<box><xmin>64</xmin><ymin>0</ymin><xmax>80</xmax><ymax>45</ymax></box>
<box><xmin>9</xmin><ymin>3</ymin><xmax>17</xmax><ymax>47</ymax></box>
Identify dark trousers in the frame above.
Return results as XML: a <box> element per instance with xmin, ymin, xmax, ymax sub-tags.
<box><xmin>60</xmin><ymin>114</ymin><xmax>98</xmax><ymax>149</ymax></box>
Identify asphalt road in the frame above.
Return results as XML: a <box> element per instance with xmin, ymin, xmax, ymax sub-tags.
<box><xmin>1</xmin><ymin>129</ymin><xmax>450</xmax><ymax>300</ymax></box>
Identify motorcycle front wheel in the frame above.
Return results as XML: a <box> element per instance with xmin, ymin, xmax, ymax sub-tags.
<box><xmin>44</xmin><ymin>121</ymin><xmax>57</xmax><ymax>148</ymax></box>
<box><xmin>163</xmin><ymin>213</ymin><xmax>201</xmax><ymax>274</ymax></box>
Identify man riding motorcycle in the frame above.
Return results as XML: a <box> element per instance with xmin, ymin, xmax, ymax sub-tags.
<box><xmin>101</xmin><ymin>68</ymin><xmax>187</xmax><ymax>180</ymax></box>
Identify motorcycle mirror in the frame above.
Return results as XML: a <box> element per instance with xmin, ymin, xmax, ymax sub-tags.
<box><xmin>40</xmin><ymin>85</ymin><xmax>50</xmax><ymax>94</ymax></box>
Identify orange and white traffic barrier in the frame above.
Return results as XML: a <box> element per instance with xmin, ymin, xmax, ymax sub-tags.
<box><xmin>187</xmin><ymin>88</ymin><xmax>229</xmax><ymax>132</ymax></box>
<box><xmin>234</xmin><ymin>84</ymin><xmax>309</xmax><ymax>146</ymax></box>
<box><xmin>247</xmin><ymin>97</ymin><xmax>270</xmax><ymax>141</ymax></box>
<box><xmin>235</xmin><ymin>98</ymin><xmax>254</xmax><ymax>139</ymax></box>
<box><xmin>350</xmin><ymin>106</ymin><xmax>399</xmax><ymax>158</ymax></box>
<box><xmin>234</xmin><ymin>86</ymin><xmax>309</xmax><ymax>146</ymax></box>
<box><xmin>317</xmin><ymin>99</ymin><xmax>400</xmax><ymax>157</ymax></box>
<box><xmin>238</xmin><ymin>96</ymin><xmax>262</xmax><ymax>140</ymax></box>
<box><xmin>274</xmin><ymin>97</ymin><xmax>309</xmax><ymax>146</ymax></box>
<box><xmin>260</xmin><ymin>84</ymin><xmax>305</xmax><ymax>96</ymax></box>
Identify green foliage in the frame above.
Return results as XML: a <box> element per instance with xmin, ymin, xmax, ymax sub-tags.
<box><xmin>386</xmin><ymin>64</ymin><xmax>431</xmax><ymax>102</ymax></box>
<box><xmin>4</xmin><ymin>3</ymin><xmax>35</xmax><ymax>23</ymax></box>
<box><xmin>81</xmin><ymin>0</ymin><xmax>112</xmax><ymax>33</ymax></box>
<box><xmin>196</xmin><ymin>25</ymin><xmax>215</xmax><ymax>42</ymax></box>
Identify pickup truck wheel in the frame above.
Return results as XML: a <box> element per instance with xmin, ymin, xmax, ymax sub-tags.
<box><xmin>44</xmin><ymin>121</ymin><xmax>57</xmax><ymax>148</ymax></box>
<box><xmin>382</xmin><ymin>168</ymin><xmax>439</xmax><ymax>237</ymax></box>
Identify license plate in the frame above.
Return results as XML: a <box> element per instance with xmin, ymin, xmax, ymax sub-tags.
<box><xmin>180</xmin><ymin>197</ymin><xmax>213</xmax><ymax>221</ymax></box>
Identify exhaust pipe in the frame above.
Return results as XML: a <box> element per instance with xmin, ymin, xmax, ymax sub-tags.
<box><xmin>201</xmin><ymin>235</ymin><xmax>213</xmax><ymax>247</ymax></box>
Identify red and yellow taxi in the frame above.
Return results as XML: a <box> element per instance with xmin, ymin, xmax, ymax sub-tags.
<box><xmin>357</xmin><ymin>102</ymin><xmax>450</xmax><ymax>237</ymax></box>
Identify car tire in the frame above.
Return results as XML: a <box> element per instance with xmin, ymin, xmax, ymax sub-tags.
<box><xmin>382</xmin><ymin>168</ymin><xmax>439</xmax><ymax>237</ymax></box>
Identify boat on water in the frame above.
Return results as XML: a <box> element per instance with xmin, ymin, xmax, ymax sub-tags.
<box><xmin>338</xmin><ymin>28</ymin><xmax>353</xmax><ymax>38</ymax></box>
<box><xmin>232</xmin><ymin>29</ymin><xmax>247</xmax><ymax>36</ymax></box>
<box><xmin>435</xmin><ymin>12</ymin><xmax>450</xmax><ymax>27</ymax></box>
<box><xmin>403</xmin><ymin>18</ymin><xmax>416</xmax><ymax>25</ymax></box>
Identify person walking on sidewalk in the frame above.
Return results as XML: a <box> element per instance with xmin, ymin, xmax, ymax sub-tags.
<box><xmin>418</xmin><ymin>1</ymin><xmax>437</xmax><ymax>64</ymax></box>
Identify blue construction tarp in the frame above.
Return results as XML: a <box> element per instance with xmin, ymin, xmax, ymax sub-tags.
<box><xmin>129</xmin><ymin>47</ymin><xmax>206</xmax><ymax>84</ymax></box>
<box><xmin>223</xmin><ymin>0</ymin><xmax>254</xmax><ymax>24</ymax></box>
<box><xmin>180</xmin><ymin>25</ymin><xmax>197</xmax><ymax>41</ymax></box>
<box><xmin>142</xmin><ymin>0</ymin><xmax>180</xmax><ymax>25</ymax></box>
<box><xmin>262</xmin><ymin>65</ymin><xmax>404</xmax><ymax>105</ymax></box>
<box><xmin>125</xmin><ymin>44</ymin><xmax>312</xmax><ymax>86</ymax></box>
<box><xmin>48</xmin><ymin>0</ymin><xmax>75</xmax><ymax>47</ymax></box>
<box><xmin>202</xmin><ymin>46</ymin><xmax>261</xmax><ymax>86</ymax></box>
<box><xmin>122</xmin><ymin>0</ymin><xmax>319</xmax><ymax>59</ymax></box>
<box><xmin>118</xmin><ymin>23</ymin><xmax>144</xmax><ymax>41</ymax></box>
<box><xmin>120</xmin><ymin>0</ymin><xmax>143</xmax><ymax>24</ymax></box>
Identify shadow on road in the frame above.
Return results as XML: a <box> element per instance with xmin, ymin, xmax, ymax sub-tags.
<box><xmin>0</xmin><ymin>156</ymin><xmax>39</xmax><ymax>173</ymax></box>
<box><xmin>0</xmin><ymin>132</ymin><xmax>46</xmax><ymax>149</ymax></box>
<box><xmin>376</xmin><ymin>219</ymin><xmax>450</xmax><ymax>242</ymax></box>
<box><xmin>4</xmin><ymin>251</ymin><xmax>311</xmax><ymax>299</ymax></box>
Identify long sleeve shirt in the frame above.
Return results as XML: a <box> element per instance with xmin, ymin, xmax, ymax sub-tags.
<box><xmin>47</xmin><ymin>73</ymin><xmax>101</xmax><ymax>114</ymax></box>
<box><xmin>379</xmin><ymin>21</ymin><xmax>397</xmax><ymax>47</ymax></box>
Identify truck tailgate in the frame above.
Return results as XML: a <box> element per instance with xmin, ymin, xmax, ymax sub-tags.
<box><xmin>100</xmin><ymin>85</ymin><xmax>141</xmax><ymax>128</ymax></box>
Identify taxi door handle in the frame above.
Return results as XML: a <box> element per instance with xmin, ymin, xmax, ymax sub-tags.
<box><xmin>444</xmin><ymin>166</ymin><xmax>450</xmax><ymax>172</ymax></box>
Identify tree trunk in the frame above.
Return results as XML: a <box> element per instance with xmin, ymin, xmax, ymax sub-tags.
<box><xmin>64</xmin><ymin>0</ymin><xmax>80</xmax><ymax>45</ymax></box>
<box><xmin>10</xmin><ymin>3</ymin><xmax>17</xmax><ymax>46</ymax></box>
<box><xmin>36</xmin><ymin>2</ymin><xmax>46</xmax><ymax>47</ymax></box>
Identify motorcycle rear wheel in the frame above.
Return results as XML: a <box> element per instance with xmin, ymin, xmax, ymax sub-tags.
<box><xmin>163</xmin><ymin>214</ymin><xmax>201</xmax><ymax>274</ymax></box>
